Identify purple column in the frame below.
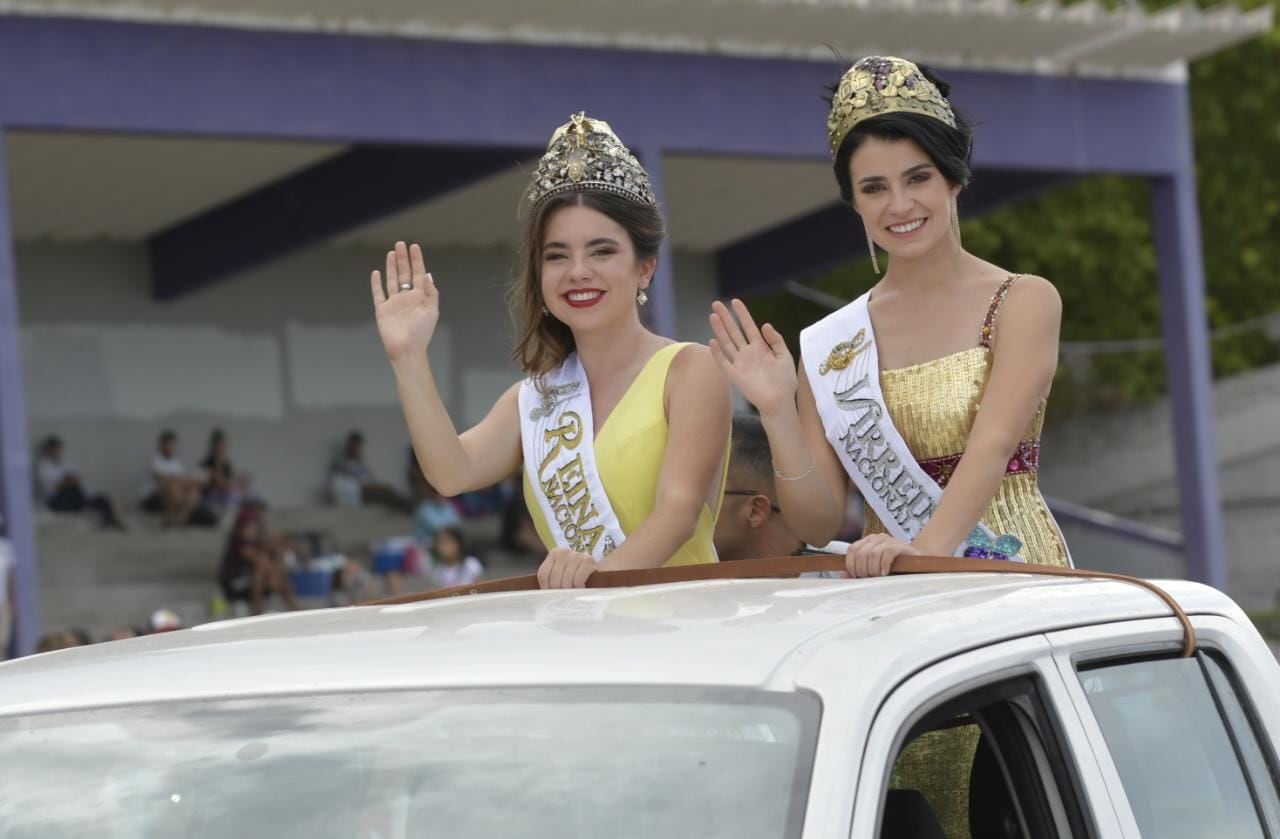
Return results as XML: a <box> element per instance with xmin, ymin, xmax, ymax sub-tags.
<box><xmin>1150</xmin><ymin>86</ymin><xmax>1227</xmax><ymax>590</ymax></box>
<box><xmin>0</xmin><ymin>131</ymin><xmax>39</xmax><ymax>655</ymax></box>
<box><xmin>638</xmin><ymin>147</ymin><xmax>677</xmax><ymax>338</ymax></box>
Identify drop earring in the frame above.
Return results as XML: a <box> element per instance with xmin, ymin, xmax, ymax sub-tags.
<box><xmin>865</xmin><ymin>224</ymin><xmax>880</xmax><ymax>275</ymax></box>
<box><xmin>637</xmin><ymin>289</ymin><xmax>649</xmax><ymax>306</ymax></box>
<box><xmin>951</xmin><ymin>193</ymin><xmax>963</xmax><ymax>251</ymax></box>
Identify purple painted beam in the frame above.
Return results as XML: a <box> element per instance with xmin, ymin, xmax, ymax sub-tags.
<box><xmin>0</xmin><ymin>15</ymin><xmax>1187</xmax><ymax>176</ymax></box>
<box><xmin>0</xmin><ymin>132</ymin><xmax>40</xmax><ymax>657</ymax></box>
<box><xmin>149</xmin><ymin>145</ymin><xmax>533</xmax><ymax>300</ymax></box>
<box><xmin>717</xmin><ymin>169</ymin><xmax>1075</xmax><ymax>296</ymax></box>
<box><xmin>1150</xmin><ymin>94</ymin><xmax>1227</xmax><ymax>589</ymax></box>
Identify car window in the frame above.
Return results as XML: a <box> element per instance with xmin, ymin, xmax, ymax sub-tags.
<box><xmin>0</xmin><ymin>686</ymin><xmax>819</xmax><ymax>839</ymax></box>
<box><xmin>1080</xmin><ymin>656</ymin><xmax>1268</xmax><ymax>839</ymax></box>
<box><xmin>1201</xmin><ymin>653</ymin><xmax>1280</xmax><ymax>832</ymax></box>
<box><xmin>887</xmin><ymin>718</ymin><xmax>983</xmax><ymax>837</ymax></box>
<box><xmin>879</xmin><ymin>677</ymin><xmax>1085</xmax><ymax>839</ymax></box>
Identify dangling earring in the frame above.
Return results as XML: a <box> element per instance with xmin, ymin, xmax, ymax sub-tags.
<box><xmin>541</xmin><ymin>305</ymin><xmax>549</xmax><ymax>316</ymax></box>
<box><xmin>950</xmin><ymin>193</ymin><xmax>963</xmax><ymax>251</ymax></box>
<box><xmin>864</xmin><ymin>224</ymin><xmax>881</xmax><ymax>275</ymax></box>
<box><xmin>637</xmin><ymin>289</ymin><xmax>649</xmax><ymax>306</ymax></box>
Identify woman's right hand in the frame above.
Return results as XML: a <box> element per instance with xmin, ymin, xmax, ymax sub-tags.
<box><xmin>709</xmin><ymin>299</ymin><xmax>798</xmax><ymax>418</ymax></box>
<box><xmin>371</xmin><ymin>241</ymin><xmax>439</xmax><ymax>363</ymax></box>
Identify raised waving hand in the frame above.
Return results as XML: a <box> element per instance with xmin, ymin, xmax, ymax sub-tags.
<box><xmin>371</xmin><ymin>241</ymin><xmax>439</xmax><ymax>363</ymax></box>
<box><xmin>709</xmin><ymin>299</ymin><xmax>798</xmax><ymax>417</ymax></box>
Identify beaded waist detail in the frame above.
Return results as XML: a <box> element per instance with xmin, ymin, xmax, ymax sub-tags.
<box><xmin>918</xmin><ymin>440</ymin><xmax>1040</xmax><ymax>489</ymax></box>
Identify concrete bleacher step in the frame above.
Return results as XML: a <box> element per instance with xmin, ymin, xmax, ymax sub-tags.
<box><xmin>33</xmin><ymin>504</ymin><xmax>521</xmax><ymax>641</ymax></box>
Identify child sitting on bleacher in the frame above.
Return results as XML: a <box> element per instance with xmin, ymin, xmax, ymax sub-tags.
<box><xmin>428</xmin><ymin>527</ymin><xmax>484</xmax><ymax>590</ymax></box>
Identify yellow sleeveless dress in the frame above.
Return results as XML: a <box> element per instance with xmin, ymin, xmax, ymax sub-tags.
<box><xmin>861</xmin><ymin>276</ymin><xmax>1070</xmax><ymax>567</ymax></box>
<box><xmin>524</xmin><ymin>342</ymin><xmax>726</xmax><ymax>566</ymax></box>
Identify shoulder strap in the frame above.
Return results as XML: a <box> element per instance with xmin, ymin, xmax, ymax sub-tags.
<box><xmin>979</xmin><ymin>274</ymin><xmax>1022</xmax><ymax>350</ymax></box>
<box><xmin>362</xmin><ymin>553</ymin><xmax>1196</xmax><ymax>657</ymax></box>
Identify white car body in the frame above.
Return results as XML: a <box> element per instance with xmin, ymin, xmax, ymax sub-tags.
<box><xmin>3</xmin><ymin>573</ymin><xmax>1279</xmax><ymax>838</ymax></box>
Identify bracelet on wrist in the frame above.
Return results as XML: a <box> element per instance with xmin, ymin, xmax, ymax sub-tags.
<box><xmin>773</xmin><ymin>457</ymin><xmax>816</xmax><ymax>482</ymax></box>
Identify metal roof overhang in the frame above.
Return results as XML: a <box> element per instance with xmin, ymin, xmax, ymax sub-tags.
<box><xmin>0</xmin><ymin>0</ymin><xmax>1269</xmax><ymax>77</ymax></box>
<box><xmin>0</xmin><ymin>0</ymin><xmax>1267</xmax><ymax>270</ymax></box>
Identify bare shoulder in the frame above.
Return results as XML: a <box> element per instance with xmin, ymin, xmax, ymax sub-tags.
<box><xmin>669</xmin><ymin>342</ymin><xmax>720</xmax><ymax>378</ymax></box>
<box><xmin>666</xmin><ymin>343</ymin><xmax>729</xmax><ymax>398</ymax></box>
<box><xmin>1006</xmin><ymin>274</ymin><xmax>1062</xmax><ymax>316</ymax></box>
<box><xmin>989</xmin><ymin>275</ymin><xmax>1062</xmax><ymax>356</ymax></box>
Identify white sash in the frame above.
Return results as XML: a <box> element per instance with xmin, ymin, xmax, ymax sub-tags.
<box><xmin>518</xmin><ymin>353</ymin><xmax>626</xmax><ymax>560</ymax></box>
<box><xmin>799</xmin><ymin>293</ymin><xmax>1026</xmax><ymax>562</ymax></box>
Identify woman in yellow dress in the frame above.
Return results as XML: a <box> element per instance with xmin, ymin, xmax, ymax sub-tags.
<box><xmin>709</xmin><ymin>56</ymin><xmax>1070</xmax><ymax>574</ymax></box>
<box><xmin>371</xmin><ymin>113</ymin><xmax>730</xmax><ymax>589</ymax></box>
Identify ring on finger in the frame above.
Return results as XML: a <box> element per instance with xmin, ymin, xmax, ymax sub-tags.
<box><xmin>399</xmin><ymin>282</ymin><xmax>413</xmax><ymax>291</ymax></box>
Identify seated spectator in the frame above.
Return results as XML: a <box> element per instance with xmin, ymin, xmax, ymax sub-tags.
<box><xmin>218</xmin><ymin>508</ymin><xmax>300</xmax><ymax>615</ymax></box>
<box><xmin>35</xmin><ymin>436</ymin><xmax>124</xmax><ymax>529</ymax></box>
<box><xmin>141</xmin><ymin>430</ymin><xmax>213</xmax><ymax>527</ymax></box>
<box><xmin>370</xmin><ymin>536</ymin><xmax>420</xmax><ymax>598</ymax></box>
<box><xmin>413</xmin><ymin>479</ymin><xmax>461</xmax><ymax>546</ymax></box>
<box><xmin>35</xmin><ymin>629</ymin><xmax>80</xmax><ymax>653</ymax></box>
<box><xmin>712</xmin><ymin>414</ymin><xmax>806</xmax><ymax>563</ymax></box>
<box><xmin>428</xmin><ymin>527</ymin><xmax>484</xmax><ymax>589</ymax></box>
<box><xmin>106</xmin><ymin>625</ymin><xmax>140</xmax><ymax>642</ymax></box>
<box><xmin>329</xmin><ymin>430</ymin><xmax>412</xmax><ymax>513</ymax></box>
<box><xmin>328</xmin><ymin>556</ymin><xmax>374</xmax><ymax>606</ymax></box>
<box><xmin>149</xmin><ymin>609</ymin><xmax>182</xmax><ymax>633</ymax></box>
<box><xmin>199</xmin><ymin>428</ymin><xmax>254</xmax><ymax>515</ymax></box>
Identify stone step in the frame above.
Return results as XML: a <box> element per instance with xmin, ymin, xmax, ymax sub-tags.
<box><xmin>32</xmin><ymin>504</ymin><xmax>527</xmax><ymax>642</ymax></box>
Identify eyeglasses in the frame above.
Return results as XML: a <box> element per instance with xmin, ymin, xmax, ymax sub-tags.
<box><xmin>723</xmin><ymin>489</ymin><xmax>782</xmax><ymax>514</ymax></box>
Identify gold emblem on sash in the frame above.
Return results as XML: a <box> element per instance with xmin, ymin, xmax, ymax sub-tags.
<box><xmin>819</xmin><ymin>329</ymin><xmax>869</xmax><ymax>375</ymax></box>
<box><xmin>530</xmin><ymin>382</ymin><xmax>581</xmax><ymax>420</ymax></box>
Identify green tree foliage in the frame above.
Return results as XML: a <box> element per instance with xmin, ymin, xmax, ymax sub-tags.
<box><xmin>746</xmin><ymin>4</ymin><xmax>1279</xmax><ymax>421</ymax></box>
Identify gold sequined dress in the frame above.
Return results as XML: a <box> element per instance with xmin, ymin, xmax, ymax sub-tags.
<box><xmin>861</xmin><ymin>275</ymin><xmax>1070</xmax><ymax>567</ymax></box>
<box><xmin>862</xmin><ymin>277</ymin><xmax>1069</xmax><ymax>838</ymax></box>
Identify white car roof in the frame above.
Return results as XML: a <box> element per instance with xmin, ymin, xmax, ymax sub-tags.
<box><xmin>0</xmin><ymin>574</ymin><xmax>1243</xmax><ymax>716</ymax></box>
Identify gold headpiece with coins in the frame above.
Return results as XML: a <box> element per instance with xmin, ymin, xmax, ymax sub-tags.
<box><xmin>525</xmin><ymin>112</ymin><xmax>657</xmax><ymax>211</ymax></box>
<box><xmin>826</xmin><ymin>56</ymin><xmax>957</xmax><ymax>157</ymax></box>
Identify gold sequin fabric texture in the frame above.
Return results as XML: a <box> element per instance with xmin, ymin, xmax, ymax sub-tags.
<box><xmin>860</xmin><ymin>344</ymin><xmax>1070</xmax><ymax>567</ymax></box>
<box><xmin>891</xmin><ymin>726</ymin><xmax>981</xmax><ymax>838</ymax></box>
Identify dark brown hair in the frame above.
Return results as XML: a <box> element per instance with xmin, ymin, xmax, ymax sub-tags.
<box><xmin>510</xmin><ymin>191</ymin><xmax>665</xmax><ymax>377</ymax></box>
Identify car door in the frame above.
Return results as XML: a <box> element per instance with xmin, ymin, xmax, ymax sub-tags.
<box><xmin>851</xmin><ymin>634</ymin><xmax>1124</xmax><ymax>839</ymax></box>
<box><xmin>1048</xmin><ymin>614</ymin><xmax>1280</xmax><ymax>839</ymax></box>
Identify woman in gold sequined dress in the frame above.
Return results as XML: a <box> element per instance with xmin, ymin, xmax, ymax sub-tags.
<box><xmin>708</xmin><ymin>56</ymin><xmax>1070</xmax><ymax>574</ymax></box>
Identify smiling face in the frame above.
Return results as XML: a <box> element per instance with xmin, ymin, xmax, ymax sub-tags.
<box><xmin>539</xmin><ymin>203</ymin><xmax>654</xmax><ymax>333</ymax></box>
<box><xmin>848</xmin><ymin>135</ymin><xmax>959</xmax><ymax>263</ymax></box>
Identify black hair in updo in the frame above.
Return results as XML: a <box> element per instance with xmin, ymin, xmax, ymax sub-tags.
<box><xmin>830</xmin><ymin>64</ymin><xmax>974</xmax><ymax>204</ymax></box>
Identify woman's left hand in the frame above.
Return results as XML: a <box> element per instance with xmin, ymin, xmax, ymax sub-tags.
<box><xmin>537</xmin><ymin>548</ymin><xmax>598</xmax><ymax>589</ymax></box>
<box><xmin>845</xmin><ymin>534</ymin><xmax>920</xmax><ymax>578</ymax></box>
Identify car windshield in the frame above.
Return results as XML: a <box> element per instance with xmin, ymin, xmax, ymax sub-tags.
<box><xmin>0</xmin><ymin>686</ymin><xmax>819</xmax><ymax>839</ymax></box>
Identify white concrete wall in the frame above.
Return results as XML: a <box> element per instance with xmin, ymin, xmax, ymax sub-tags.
<box><xmin>1040</xmin><ymin>363</ymin><xmax>1280</xmax><ymax>608</ymax></box>
<box><xmin>16</xmin><ymin>241</ymin><xmax>720</xmax><ymax>506</ymax></box>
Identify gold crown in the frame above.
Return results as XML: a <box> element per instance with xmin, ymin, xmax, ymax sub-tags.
<box><xmin>826</xmin><ymin>56</ymin><xmax>957</xmax><ymax>156</ymax></box>
<box><xmin>525</xmin><ymin>112</ymin><xmax>657</xmax><ymax>210</ymax></box>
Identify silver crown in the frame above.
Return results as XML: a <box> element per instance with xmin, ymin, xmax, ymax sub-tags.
<box><xmin>525</xmin><ymin>112</ymin><xmax>656</xmax><ymax>210</ymax></box>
